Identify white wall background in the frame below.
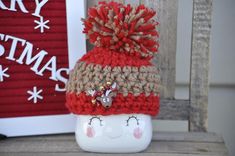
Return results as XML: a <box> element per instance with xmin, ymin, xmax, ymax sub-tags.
<box><xmin>208</xmin><ymin>0</ymin><xmax>235</xmax><ymax>155</ymax></box>
<box><xmin>168</xmin><ymin>0</ymin><xmax>235</xmax><ymax>155</ymax></box>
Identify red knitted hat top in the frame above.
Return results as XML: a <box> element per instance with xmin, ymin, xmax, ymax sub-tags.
<box><xmin>66</xmin><ymin>1</ymin><xmax>160</xmax><ymax>116</ymax></box>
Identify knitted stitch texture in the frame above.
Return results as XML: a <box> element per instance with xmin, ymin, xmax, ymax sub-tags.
<box><xmin>66</xmin><ymin>1</ymin><xmax>160</xmax><ymax>116</ymax></box>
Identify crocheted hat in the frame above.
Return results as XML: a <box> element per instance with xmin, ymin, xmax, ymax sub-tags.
<box><xmin>66</xmin><ymin>1</ymin><xmax>160</xmax><ymax>116</ymax></box>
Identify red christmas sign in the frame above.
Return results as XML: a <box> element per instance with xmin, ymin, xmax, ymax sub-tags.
<box><xmin>0</xmin><ymin>0</ymin><xmax>70</xmax><ymax>117</ymax></box>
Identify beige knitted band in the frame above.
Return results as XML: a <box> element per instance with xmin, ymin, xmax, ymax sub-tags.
<box><xmin>66</xmin><ymin>61</ymin><xmax>160</xmax><ymax>96</ymax></box>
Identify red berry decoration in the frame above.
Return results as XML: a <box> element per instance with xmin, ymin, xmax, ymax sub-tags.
<box><xmin>82</xmin><ymin>1</ymin><xmax>159</xmax><ymax>58</ymax></box>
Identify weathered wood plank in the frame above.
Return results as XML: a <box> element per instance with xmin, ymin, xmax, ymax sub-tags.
<box><xmin>0</xmin><ymin>132</ymin><xmax>228</xmax><ymax>155</ymax></box>
<box><xmin>141</xmin><ymin>0</ymin><xmax>178</xmax><ymax>99</ymax></box>
<box><xmin>0</xmin><ymin>139</ymin><xmax>227</xmax><ymax>155</ymax></box>
<box><xmin>87</xmin><ymin>0</ymin><xmax>125</xmax><ymax>7</ymax></box>
<box><xmin>156</xmin><ymin>99</ymin><xmax>189</xmax><ymax>120</ymax></box>
<box><xmin>189</xmin><ymin>0</ymin><xmax>212</xmax><ymax>132</ymax></box>
<box><xmin>1</xmin><ymin>132</ymin><xmax>223</xmax><ymax>143</ymax></box>
<box><xmin>152</xmin><ymin>131</ymin><xmax>224</xmax><ymax>143</ymax></box>
<box><xmin>124</xmin><ymin>0</ymin><xmax>140</xmax><ymax>5</ymax></box>
<box><xmin>0</xmin><ymin>153</ymin><xmax>228</xmax><ymax>156</ymax></box>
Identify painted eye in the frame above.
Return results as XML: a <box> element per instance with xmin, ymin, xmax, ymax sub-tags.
<box><xmin>126</xmin><ymin>115</ymin><xmax>140</xmax><ymax>126</ymax></box>
<box><xmin>106</xmin><ymin>98</ymin><xmax>110</xmax><ymax>102</ymax></box>
<box><xmin>103</xmin><ymin>98</ymin><xmax>106</xmax><ymax>103</ymax></box>
<box><xmin>88</xmin><ymin>116</ymin><xmax>103</xmax><ymax>126</ymax></box>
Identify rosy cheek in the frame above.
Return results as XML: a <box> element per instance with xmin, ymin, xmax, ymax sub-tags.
<box><xmin>86</xmin><ymin>126</ymin><xmax>95</xmax><ymax>138</ymax></box>
<box><xmin>133</xmin><ymin>127</ymin><xmax>142</xmax><ymax>139</ymax></box>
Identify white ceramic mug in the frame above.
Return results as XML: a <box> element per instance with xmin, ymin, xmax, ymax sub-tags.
<box><xmin>75</xmin><ymin>114</ymin><xmax>152</xmax><ymax>153</ymax></box>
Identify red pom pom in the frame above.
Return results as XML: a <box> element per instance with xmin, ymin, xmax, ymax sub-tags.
<box><xmin>82</xmin><ymin>1</ymin><xmax>159</xmax><ymax>57</ymax></box>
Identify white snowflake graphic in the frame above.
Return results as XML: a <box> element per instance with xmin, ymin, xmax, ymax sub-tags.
<box><xmin>27</xmin><ymin>86</ymin><xmax>43</xmax><ymax>104</ymax></box>
<box><xmin>34</xmin><ymin>16</ymin><xmax>50</xmax><ymax>33</ymax></box>
<box><xmin>0</xmin><ymin>65</ymin><xmax>10</xmax><ymax>82</ymax></box>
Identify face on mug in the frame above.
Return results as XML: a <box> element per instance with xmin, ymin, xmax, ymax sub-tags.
<box><xmin>75</xmin><ymin>114</ymin><xmax>152</xmax><ymax>153</ymax></box>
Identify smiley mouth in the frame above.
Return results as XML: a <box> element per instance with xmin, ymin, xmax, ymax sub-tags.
<box><xmin>107</xmin><ymin>134</ymin><xmax>122</xmax><ymax>139</ymax></box>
